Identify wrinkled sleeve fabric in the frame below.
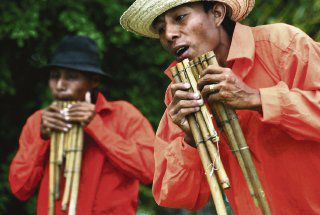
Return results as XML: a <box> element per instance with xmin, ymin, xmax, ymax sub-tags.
<box><xmin>9</xmin><ymin>110</ymin><xmax>49</xmax><ymax>201</ymax></box>
<box><xmin>85</xmin><ymin>101</ymin><xmax>155</xmax><ymax>184</ymax></box>
<box><xmin>260</xmin><ymin>30</ymin><xmax>320</xmax><ymax>142</ymax></box>
<box><xmin>152</xmin><ymin>85</ymin><xmax>211</xmax><ymax>211</ymax></box>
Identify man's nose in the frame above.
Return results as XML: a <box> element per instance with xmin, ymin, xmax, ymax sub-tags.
<box><xmin>164</xmin><ymin>23</ymin><xmax>180</xmax><ymax>42</ymax></box>
<box><xmin>56</xmin><ymin>78</ymin><xmax>67</xmax><ymax>91</ymax></box>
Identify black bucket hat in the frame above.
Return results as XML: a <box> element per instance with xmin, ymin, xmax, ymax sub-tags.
<box><xmin>47</xmin><ymin>35</ymin><xmax>107</xmax><ymax>76</ymax></box>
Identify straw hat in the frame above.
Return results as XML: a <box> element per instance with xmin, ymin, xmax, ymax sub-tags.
<box><xmin>120</xmin><ymin>0</ymin><xmax>255</xmax><ymax>38</ymax></box>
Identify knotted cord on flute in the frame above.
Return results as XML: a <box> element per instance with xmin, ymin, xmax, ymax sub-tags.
<box><xmin>231</xmin><ymin>146</ymin><xmax>250</xmax><ymax>152</ymax></box>
<box><xmin>206</xmin><ymin>163</ymin><xmax>215</xmax><ymax>177</ymax></box>
<box><xmin>196</xmin><ymin>140</ymin><xmax>205</xmax><ymax>146</ymax></box>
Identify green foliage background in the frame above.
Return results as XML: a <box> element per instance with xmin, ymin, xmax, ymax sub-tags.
<box><xmin>0</xmin><ymin>0</ymin><xmax>319</xmax><ymax>214</ymax></box>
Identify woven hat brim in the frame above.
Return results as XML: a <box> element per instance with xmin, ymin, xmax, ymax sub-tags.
<box><xmin>120</xmin><ymin>0</ymin><xmax>200</xmax><ymax>39</ymax></box>
<box><xmin>120</xmin><ymin>0</ymin><xmax>255</xmax><ymax>38</ymax></box>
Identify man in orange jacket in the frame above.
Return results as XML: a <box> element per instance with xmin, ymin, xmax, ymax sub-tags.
<box><xmin>121</xmin><ymin>0</ymin><xmax>320</xmax><ymax>214</ymax></box>
<box><xmin>9</xmin><ymin>35</ymin><xmax>155</xmax><ymax>215</ymax></box>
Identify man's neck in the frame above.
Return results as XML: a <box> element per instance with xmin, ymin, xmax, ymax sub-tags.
<box><xmin>214</xmin><ymin>28</ymin><xmax>231</xmax><ymax>67</ymax></box>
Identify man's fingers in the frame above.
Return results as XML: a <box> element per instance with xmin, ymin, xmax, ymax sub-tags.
<box><xmin>200</xmin><ymin>65</ymin><xmax>225</xmax><ymax>76</ymax></box>
<box><xmin>43</xmin><ymin>109</ymin><xmax>68</xmax><ymax>123</ymax></box>
<box><xmin>85</xmin><ymin>91</ymin><xmax>91</xmax><ymax>103</ymax></box>
<box><xmin>170</xmin><ymin>107</ymin><xmax>200</xmax><ymax>123</ymax></box>
<box><xmin>67</xmin><ymin>103</ymin><xmax>95</xmax><ymax>113</ymax></box>
<box><xmin>197</xmin><ymin>73</ymin><xmax>225</xmax><ymax>90</ymax></box>
<box><xmin>173</xmin><ymin>90</ymin><xmax>201</xmax><ymax>103</ymax></box>
<box><xmin>174</xmin><ymin>99</ymin><xmax>204</xmax><ymax>113</ymax></box>
<box><xmin>171</xmin><ymin>82</ymin><xmax>191</xmax><ymax>97</ymax></box>
<box><xmin>42</xmin><ymin>118</ymin><xmax>71</xmax><ymax>133</ymax></box>
<box><xmin>201</xmin><ymin>83</ymin><xmax>221</xmax><ymax>99</ymax></box>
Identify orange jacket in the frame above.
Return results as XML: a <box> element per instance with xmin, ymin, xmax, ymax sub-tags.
<box><xmin>153</xmin><ymin>23</ymin><xmax>320</xmax><ymax>215</ymax></box>
<box><xmin>9</xmin><ymin>92</ymin><xmax>155</xmax><ymax>215</ymax></box>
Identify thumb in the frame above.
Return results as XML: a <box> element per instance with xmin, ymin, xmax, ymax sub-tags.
<box><xmin>85</xmin><ymin>91</ymin><xmax>91</xmax><ymax>103</ymax></box>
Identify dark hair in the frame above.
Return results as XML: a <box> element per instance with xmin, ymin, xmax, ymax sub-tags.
<box><xmin>202</xmin><ymin>1</ymin><xmax>235</xmax><ymax>36</ymax></box>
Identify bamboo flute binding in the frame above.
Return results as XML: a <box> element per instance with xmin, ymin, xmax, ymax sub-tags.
<box><xmin>48</xmin><ymin>101</ymin><xmax>84</xmax><ymax>215</ymax></box>
<box><xmin>170</xmin><ymin>64</ymin><xmax>228</xmax><ymax>215</ymax></box>
<box><xmin>192</xmin><ymin>51</ymin><xmax>271</xmax><ymax>215</ymax></box>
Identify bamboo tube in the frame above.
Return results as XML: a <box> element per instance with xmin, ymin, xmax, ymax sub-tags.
<box><xmin>177</xmin><ymin>61</ymin><xmax>230</xmax><ymax>189</ymax></box>
<box><xmin>189</xmin><ymin>60</ymin><xmax>200</xmax><ymax>81</ymax></box>
<box><xmin>68</xmin><ymin>124</ymin><xmax>84</xmax><ymax>215</ymax></box>
<box><xmin>203</xmin><ymin>51</ymin><xmax>271</xmax><ymax>215</ymax></box>
<box><xmin>49</xmin><ymin>131</ymin><xmax>57</xmax><ymax>215</ymax></box>
<box><xmin>54</xmin><ymin>102</ymin><xmax>64</xmax><ymax>200</ymax></box>
<box><xmin>225</xmin><ymin>107</ymin><xmax>270</xmax><ymax>214</ymax></box>
<box><xmin>189</xmin><ymin>60</ymin><xmax>217</xmax><ymax>140</ymax></box>
<box><xmin>57</xmin><ymin>102</ymin><xmax>66</xmax><ymax>165</ymax></box>
<box><xmin>61</xmin><ymin>123</ymin><xmax>77</xmax><ymax>211</ymax></box>
<box><xmin>63</xmin><ymin>121</ymin><xmax>72</xmax><ymax>180</ymax></box>
<box><xmin>171</xmin><ymin>67</ymin><xmax>227</xmax><ymax>215</ymax></box>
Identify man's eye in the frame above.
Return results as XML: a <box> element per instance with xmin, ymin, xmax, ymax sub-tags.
<box><xmin>157</xmin><ymin>26</ymin><xmax>165</xmax><ymax>34</ymax></box>
<box><xmin>66</xmin><ymin>74</ymin><xmax>78</xmax><ymax>80</ymax></box>
<box><xmin>176</xmin><ymin>14</ymin><xmax>187</xmax><ymax>22</ymax></box>
<box><xmin>50</xmin><ymin>72</ymin><xmax>59</xmax><ymax>79</ymax></box>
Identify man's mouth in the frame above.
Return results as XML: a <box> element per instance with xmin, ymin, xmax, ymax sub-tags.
<box><xmin>174</xmin><ymin>45</ymin><xmax>189</xmax><ymax>58</ymax></box>
<box><xmin>54</xmin><ymin>94</ymin><xmax>75</xmax><ymax>101</ymax></box>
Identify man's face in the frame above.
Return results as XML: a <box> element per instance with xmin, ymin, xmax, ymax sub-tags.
<box><xmin>49</xmin><ymin>68</ymin><xmax>96</xmax><ymax>101</ymax></box>
<box><xmin>153</xmin><ymin>3</ymin><xmax>220</xmax><ymax>61</ymax></box>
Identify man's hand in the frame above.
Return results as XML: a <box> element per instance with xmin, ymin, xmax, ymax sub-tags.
<box><xmin>169</xmin><ymin>82</ymin><xmax>204</xmax><ymax>147</ymax></box>
<box><xmin>66</xmin><ymin>101</ymin><xmax>96</xmax><ymax>126</ymax></box>
<box><xmin>197</xmin><ymin>65</ymin><xmax>262</xmax><ymax>111</ymax></box>
<box><xmin>65</xmin><ymin>91</ymin><xmax>96</xmax><ymax>126</ymax></box>
<box><xmin>41</xmin><ymin>92</ymin><xmax>96</xmax><ymax>139</ymax></box>
<box><xmin>41</xmin><ymin>102</ymin><xmax>72</xmax><ymax>139</ymax></box>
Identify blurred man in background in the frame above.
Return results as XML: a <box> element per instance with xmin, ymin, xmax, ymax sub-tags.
<box><xmin>9</xmin><ymin>35</ymin><xmax>155</xmax><ymax>215</ymax></box>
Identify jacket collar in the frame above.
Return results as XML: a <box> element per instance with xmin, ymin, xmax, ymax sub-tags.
<box><xmin>95</xmin><ymin>92</ymin><xmax>113</xmax><ymax>113</ymax></box>
<box><xmin>227</xmin><ymin>23</ymin><xmax>255</xmax><ymax>63</ymax></box>
<box><xmin>226</xmin><ymin>23</ymin><xmax>255</xmax><ymax>79</ymax></box>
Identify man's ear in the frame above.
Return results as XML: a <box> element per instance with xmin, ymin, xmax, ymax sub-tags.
<box><xmin>210</xmin><ymin>3</ymin><xmax>227</xmax><ymax>27</ymax></box>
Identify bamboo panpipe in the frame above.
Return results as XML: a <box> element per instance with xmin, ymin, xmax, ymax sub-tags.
<box><xmin>177</xmin><ymin>61</ymin><xmax>230</xmax><ymax>189</ymax></box>
<box><xmin>171</xmin><ymin>63</ymin><xmax>229</xmax><ymax>215</ymax></box>
<box><xmin>190</xmin><ymin>51</ymin><xmax>271</xmax><ymax>215</ymax></box>
<box><xmin>49</xmin><ymin>101</ymin><xmax>84</xmax><ymax>215</ymax></box>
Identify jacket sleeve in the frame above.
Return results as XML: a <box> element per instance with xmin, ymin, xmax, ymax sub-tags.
<box><xmin>8</xmin><ymin>110</ymin><xmax>50</xmax><ymax>201</ymax></box>
<box><xmin>260</xmin><ymin>30</ymin><xmax>320</xmax><ymax>142</ymax></box>
<box><xmin>84</xmin><ymin>102</ymin><xmax>155</xmax><ymax>184</ymax></box>
<box><xmin>152</xmin><ymin>86</ymin><xmax>211</xmax><ymax>211</ymax></box>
